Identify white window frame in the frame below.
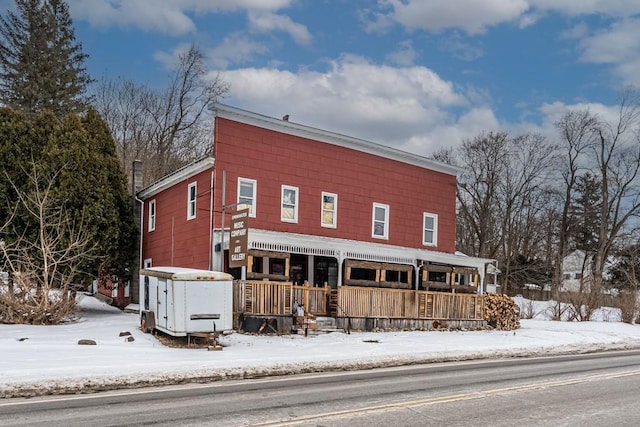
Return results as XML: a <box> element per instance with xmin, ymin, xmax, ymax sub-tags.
<box><xmin>321</xmin><ymin>192</ymin><xmax>337</xmax><ymax>228</ymax></box>
<box><xmin>237</xmin><ymin>177</ymin><xmax>257</xmax><ymax>218</ymax></box>
<box><xmin>423</xmin><ymin>213</ymin><xmax>438</xmax><ymax>246</ymax></box>
<box><xmin>187</xmin><ymin>182</ymin><xmax>197</xmax><ymax>220</ymax></box>
<box><xmin>281</xmin><ymin>185</ymin><xmax>299</xmax><ymax>223</ymax></box>
<box><xmin>148</xmin><ymin>199</ymin><xmax>156</xmax><ymax>232</ymax></box>
<box><xmin>372</xmin><ymin>202</ymin><xmax>389</xmax><ymax>239</ymax></box>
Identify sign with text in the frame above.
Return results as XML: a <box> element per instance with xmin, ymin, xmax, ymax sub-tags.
<box><xmin>228</xmin><ymin>207</ymin><xmax>249</xmax><ymax>268</ymax></box>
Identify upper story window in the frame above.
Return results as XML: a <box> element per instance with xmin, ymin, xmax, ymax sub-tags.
<box><xmin>281</xmin><ymin>185</ymin><xmax>299</xmax><ymax>223</ymax></box>
<box><xmin>423</xmin><ymin>213</ymin><xmax>438</xmax><ymax>246</ymax></box>
<box><xmin>372</xmin><ymin>202</ymin><xmax>389</xmax><ymax>239</ymax></box>
<box><xmin>148</xmin><ymin>199</ymin><xmax>156</xmax><ymax>232</ymax></box>
<box><xmin>187</xmin><ymin>182</ymin><xmax>197</xmax><ymax>220</ymax></box>
<box><xmin>238</xmin><ymin>177</ymin><xmax>257</xmax><ymax>217</ymax></box>
<box><xmin>321</xmin><ymin>192</ymin><xmax>337</xmax><ymax>228</ymax></box>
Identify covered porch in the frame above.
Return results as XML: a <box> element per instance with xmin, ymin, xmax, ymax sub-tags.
<box><xmin>217</xmin><ymin>230</ymin><xmax>493</xmax><ymax>332</ymax></box>
<box><xmin>214</xmin><ymin>229</ymin><xmax>495</xmax><ymax>294</ymax></box>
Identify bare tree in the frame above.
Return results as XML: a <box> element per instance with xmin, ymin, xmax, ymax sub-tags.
<box><xmin>456</xmin><ymin>132</ymin><xmax>508</xmax><ymax>259</ymax></box>
<box><xmin>0</xmin><ymin>162</ymin><xmax>97</xmax><ymax>324</ymax></box>
<box><xmin>95</xmin><ymin>45</ymin><xmax>229</xmax><ymax>186</ymax></box>
<box><xmin>591</xmin><ymin>88</ymin><xmax>640</xmax><ymax>294</ymax></box>
<box><xmin>453</xmin><ymin>132</ymin><xmax>557</xmax><ymax>294</ymax></box>
<box><xmin>552</xmin><ymin>109</ymin><xmax>599</xmax><ymax>298</ymax></box>
<box><xmin>94</xmin><ymin>78</ymin><xmax>153</xmax><ymax>182</ymax></box>
<box><xmin>497</xmin><ymin>133</ymin><xmax>558</xmax><ymax>292</ymax></box>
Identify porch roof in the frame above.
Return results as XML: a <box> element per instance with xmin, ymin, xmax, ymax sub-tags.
<box><xmin>246</xmin><ymin>229</ymin><xmax>494</xmax><ymax>276</ymax></box>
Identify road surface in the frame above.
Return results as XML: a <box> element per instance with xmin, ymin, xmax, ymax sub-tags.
<box><xmin>1</xmin><ymin>350</ymin><xmax>640</xmax><ymax>426</ymax></box>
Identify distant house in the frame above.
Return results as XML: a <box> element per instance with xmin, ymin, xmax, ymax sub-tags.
<box><xmin>561</xmin><ymin>250</ymin><xmax>591</xmax><ymax>293</ymax></box>
<box><xmin>561</xmin><ymin>249</ymin><xmax>616</xmax><ymax>294</ymax></box>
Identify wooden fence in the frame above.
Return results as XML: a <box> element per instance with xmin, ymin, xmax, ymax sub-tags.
<box><xmin>233</xmin><ymin>280</ymin><xmax>329</xmax><ymax>316</ymax></box>
<box><xmin>332</xmin><ymin>286</ymin><xmax>484</xmax><ymax>320</ymax></box>
<box><xmin>234</xmin><ymin>281</ymin><xmax>484</xmax><ymax>321</ymax></box>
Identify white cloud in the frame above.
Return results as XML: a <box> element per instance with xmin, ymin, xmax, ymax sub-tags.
<box><xmin>575</xmin><ymin>18</ymin><xmax>640</xmax><ymax>87</ymax></box>
<box><xmin>248</xmin><ymin>11</ymin><xmax>312</xmax><ymax>46</ymax></box>
<box><xmin>528</xmin><ymin>0</ymin><xmax>640</xmax><ymax>17</ymax></box>
<box><xmin>378</xmin><ymin>0</ymin><xmax>530</xmax><ymax>35</ymax></box>
<box><xmin>439</xmin><ymin>34</ymin><xmax>484</xmax><ymax>61</ymax></box>
<box><xmin>560</xmin><ymin>22</ymin><xmax>589</xmax><ymax>40</ymax></box>
<box><xmin>374</xmin><ymin>0</ymin><xmax>640</xmax><ymax>36</ymax></box>
<box><xmin>386</xmin><ymin>40</ymin><xmax>418</xmax><ymax>66</ymax></box>
<box><xmin>208</xmin><ymin>34</ymin><xmax>269</xmax><ymax>69</ymax></box>
<box><xmin>539</xmin><ymin>100</ymin><xmax>628</xmax><ymax>128</ymax></box>
<box><xmin>67</xmin><ymin>0</ymin><xmax>296</xmax><ymax>35</ymax></box>
<box><xmin>153</xmin><ymin>44</ymin><xmax>195</xmax><ymax>70</ymax></box>
<box><xmin>218</xmin><ymin>55</ymin><xmax>489</xmax><ymax>156</ymax></box>
<box><xmin>68</xmin><ymin>0</ymin><xmax>197</xmax><ymax>35</ymax></box>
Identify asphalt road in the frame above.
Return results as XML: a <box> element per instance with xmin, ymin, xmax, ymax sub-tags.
<box><xmin>2</xmin><ymin>350</ymin><xmax>640</xmax><ymax>427</ymax></box>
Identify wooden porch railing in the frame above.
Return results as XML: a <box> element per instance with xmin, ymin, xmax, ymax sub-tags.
<box><xmin>332</xmin><ymin>286</ymin><xmax>484</xmax><ymax>320</ymax></box>
<box><xmin>233</xmin><ymin>280</ymin><xmax>329</xmax><ymax>316</ymax></box>
<box><xmin>233</xmin><ymin>281</ymin><xmax>484</xmax><ymax>321</ymax></box>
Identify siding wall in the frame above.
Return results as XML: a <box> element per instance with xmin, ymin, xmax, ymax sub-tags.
<box><xmin>142</xmin><ymin>169</ymin><xmax>213</xmax><ymax>268</ymax></box>
<box><xmin>213</xmin><ymin>117</ymin><xmax>457</xmax><ymax>253</ymax></box>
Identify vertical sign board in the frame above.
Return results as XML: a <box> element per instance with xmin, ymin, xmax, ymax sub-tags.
<box><xmin>229</xmin><ymin>208</ymin><xmax>249</xmax><ymax>268</ymax></box>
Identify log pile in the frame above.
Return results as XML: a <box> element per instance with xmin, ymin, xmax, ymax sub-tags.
<box><xmin>484</xmin><ymin>294</ymin><xmax>520</xmax><ymax>330</ymax></box>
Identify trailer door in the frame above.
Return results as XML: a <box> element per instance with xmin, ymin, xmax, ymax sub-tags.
<box><xmin>157</xmin><ymin>278</ymin><xmax>168</xmax><ymax>329</ymax></box>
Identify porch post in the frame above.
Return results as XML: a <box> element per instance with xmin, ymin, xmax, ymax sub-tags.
<box><xmin>308</xmin><ymin>255</ymin><xmax>314</xmax><ymax>285</ymax></box>
<box><xmin>337</xmin><ymin>250</ymin><xmax>344</xmax><ymax>286</ymax></box>
<box><xmin>414</xmin><ymin>265</ymin><xmax>420</xmax><ymax>290</ymax></box>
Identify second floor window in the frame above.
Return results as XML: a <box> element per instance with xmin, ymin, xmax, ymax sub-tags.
<box><xmin>148</xmin><ymin>199</ymin><xmax>156</xmax><ymax>232</ymax></box>
<box><xmin>187</xmin><ymin>182</ymin><xmax>197</xmax><ymax>220</ymax></box>
<box><xmin>423</xmin><ymin>213</ymin><xmax>438</xmax><ymax>246</ymax></box>
<box><xmin>372</xmin><ymin>202</ymin><xmax>389</xmax><ymax>239</ymax></box>
<box><xmin>321</xmin><ymin>192</ymin><xmax>337</xmax><ymax>228</ymax></box>
<box><xmin>281</xmin><ymin>185</ymin><xmax>299</xmax><ymax>223</ymax></box>
<box><xmin>238</xmin><ymin>177</ymin><xmax>257</xmax><ymax>217</ymax></box>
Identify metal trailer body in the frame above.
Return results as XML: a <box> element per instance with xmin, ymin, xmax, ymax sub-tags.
<box><xmin>139</xmin><ymin>267</ymin><xmax>233</xmax><ymax>336</ymax></box>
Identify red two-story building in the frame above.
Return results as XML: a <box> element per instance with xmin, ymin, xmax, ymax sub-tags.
<box><xmin>137</xmin><ymin>104</ymin><xmax>493</xmax><ymax>297</ymax></box>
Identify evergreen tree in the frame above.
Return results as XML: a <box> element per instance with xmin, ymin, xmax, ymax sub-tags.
<box><xmin>0</xmin><ymin>0</ymin><xmax>92</xmax><ymax>117</ymax></box>
<box><xmin>567</xmin><ymin>173</ymin><xmax>602</xmax><ymax>253</ymax></box>
<box><xmin>1</xmin><ymin>107</ymin><xmax>137</xmax><ymax>288</ymax></box>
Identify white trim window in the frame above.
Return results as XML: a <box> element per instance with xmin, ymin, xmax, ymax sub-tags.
<box><xmin>372</xmin><ymin>202</ymin><xmax>389</xmax><ymax>239</ymax></box>
<box><xmin>321</xmin><ymin>192</ymin><xmax>337</xmax><ymax>228</ymax></box>
<box><xmin>281</xmin><ymin>185</ymin><xmax>299</xmax><ymax>223</ymax></box>
<box><xmin>187</xmin><ymin>182</ymin><xmax>197</xmax><ymax>220</ymax></box>
<box><xmin>148</xmin><ymin>199</ymin><xmax>156</xmax><ymax>232</ymax></box>
<box><xmin>238</xmin><ymin>177</ymin><xmax>257</xmax><ymax>217</ymax></box>
<box><xmin>423</xmin><ymin>213</ymin><xmax>438</xmax><ymax>246</ymax></box>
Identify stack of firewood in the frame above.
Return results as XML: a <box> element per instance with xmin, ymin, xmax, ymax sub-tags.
<box><xmin>484</xmin><ymin>294</ymin><xmax>520</xmax><ymax>330</ymax></box>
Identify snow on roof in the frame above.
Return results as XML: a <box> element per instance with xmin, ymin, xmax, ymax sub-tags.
<box><xmin>140</xmin><ymin>267</ymin><xmax>232</xmax><ymax>281</ymax></box>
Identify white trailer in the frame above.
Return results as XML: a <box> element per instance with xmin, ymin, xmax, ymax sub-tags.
<box><xmin>139</xmin><ymin>267</ymin><xmax>233</xmax><ymax>337</ymax></box>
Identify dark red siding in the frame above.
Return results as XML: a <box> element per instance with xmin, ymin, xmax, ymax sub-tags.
<box><xmin>142</xmin><ymin>169</ymin><xmax>213</xmax><ymax>268</ymax></box>
<box><xmin>213</xmin><ymin>118</ymin><xmax>457</xmax><ymax>253</ymax></box>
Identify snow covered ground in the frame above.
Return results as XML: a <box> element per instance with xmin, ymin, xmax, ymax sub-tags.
<box><xmin>1</xmin><ymin>294</ymin><xmax>640</xmax><ymax>398</ymax></box>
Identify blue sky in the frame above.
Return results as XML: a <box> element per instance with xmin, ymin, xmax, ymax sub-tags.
<box><xmin>5</xmin><ymin>0</ymin><xmax>640</xmax><ymax>156</ymax></box>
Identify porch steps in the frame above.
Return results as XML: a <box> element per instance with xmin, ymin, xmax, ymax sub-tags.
<box><xmin>313</xmin><ymin>316</ymin><xmax>337</xmax><ymax>329</ymax></box>
<box><xmin>292</xmin><ymin>316</ymin><xmax>346</xmax><ymax>335</ymax></box>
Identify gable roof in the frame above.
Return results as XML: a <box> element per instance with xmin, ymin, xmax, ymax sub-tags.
<box><xmin>211</xmin><ymin>103</ymin><xmax>461</xmax><ymax>177</ymax></box>
<box><xmin>137</xmin><ymin>157</ymin><xmax>215</xmax><ymax>200</ymax></box>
